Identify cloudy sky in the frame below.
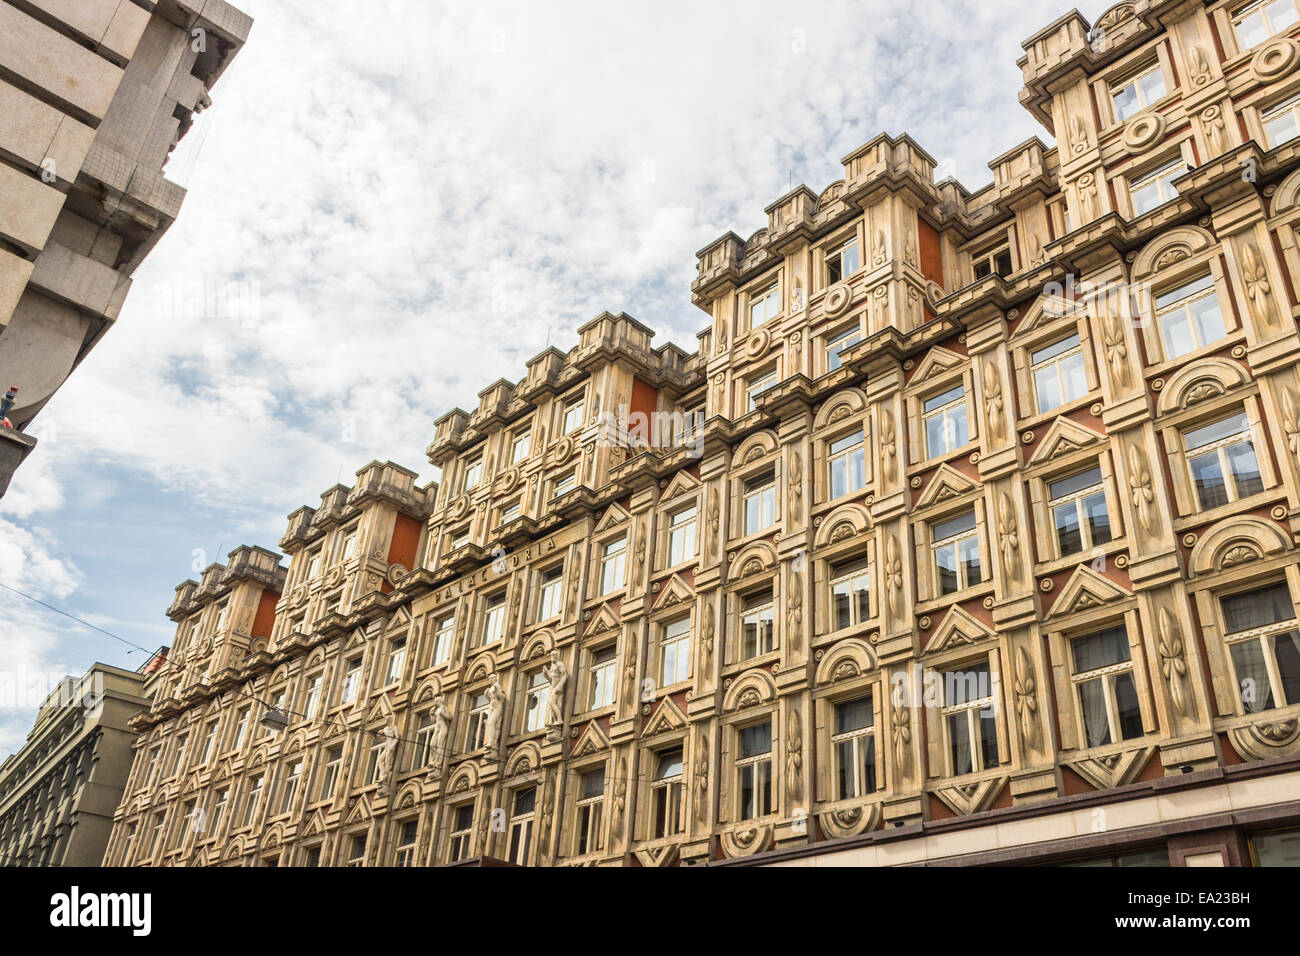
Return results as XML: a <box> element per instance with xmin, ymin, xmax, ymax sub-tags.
<box><xmin>0</xmin><ymin>0</ymin><xmax>1109</xmax><ymax>756</ymax></box>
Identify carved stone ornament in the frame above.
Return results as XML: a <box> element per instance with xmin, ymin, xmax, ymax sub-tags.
<box><xmin>880</xmin><ymin>410</ymin><xmax>897</xmax><ymax>480</ymax></box>
<box><xmin>996</xmin><ymin>492</ymin><xmax>1020</xmax><ymax>580</ymax></box>
<box><xmin>885</xmin><ymin>535</ymin><xmax>903</xmax><ymax>617</ymax></box>
<box><xmin>823</xmin><ymin>283</ymin><xmax>852</xmax><ymax>318</ymax></box>
<box><xmin>1078</xmin><ymin>173</ymin><xmax>1097</xmax><ymax>220</ymax></box>
<box><xmin>1157</xmin><ymin>607</ymin><xmax>1192</xmax><ymax>719</ymax></box>
<box><xmin>891</xmin><ymin>705</ymin><xmax>911</xmax><ymax>773</ymax></box>
<box><xmin>1102</xmin><ymin>314</ymin><xmax>1130</xmax><ymax>387</ymax></box>
<box><xmin>1013</xmin><ymin>647</ymin><xmax>1039</xmax><ymax>751</ymax></box>
<box><xmin>1251</xmin><ymin>38</ymin><xmax>1300</xmax><ymax>82</ymax></box>
<box><xmin>1127</xmin><ymin>444</ymin><xmax>1157</xmax><ymax>534</ymax></box>
<box><xmin>786</xmin><ymin>710</ymin><xmax>803</xmax><ymax>802</ymax></box>
<box><xmin>1070</xmin><ymin>114</ymin><xmax>1090</xmax><ymax>154</ymax></box>
<box><xmin>1121</xmin><ymin>112</ymin><xmax>1165</xmax><ymax>153</ymax></box>
<box><xmin>1240</xmin><ymin>241</ymin><xmax>1278</xmax><ymax>327</ymax></box>
<box><xmin>983</xmin><ymin>362</ymin><xmax>1006</xmax><ymax>441</ymax></box>
<box><xmin>1201</xmin><ymin>105</ymin><xmax>1228</xmax><ymax>157</ymax></box>
<box><xmin>1282</xmin><ymin>388</ymin><xmax>1300</xmax><ymax>462</ymax></box>
<box><xmin>1188</xmin><ymin>44</ymin><xmax>1212</xmax><ymax>86</ymax></box>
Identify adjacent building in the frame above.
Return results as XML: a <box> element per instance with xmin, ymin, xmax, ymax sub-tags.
<box><xmin>109</xmin><ymin>0</ymin><xmax>1300</xmax><ymax>867</ymax></box>
<box><xmin>0</xmin><ymin>0</ymin><xmax>252</xmax><ymax>495</ymax></box>
<box><xmin>0</xmin><ymin>655</ymin><xmax>164</xmax><ymax>867</ymax></box>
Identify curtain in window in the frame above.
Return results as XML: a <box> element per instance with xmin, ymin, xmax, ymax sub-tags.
<box><xmin>1078</xmin><ymin>679</ymin><xmax>1110</xmax><ymax>748</ymax></box>
<box><xmin>1231</xmin><ymin>640</ymin><xmax>1273</xmax><ymax>713</ymax></box>
<box><xmin>1222</xmin><ymin>584</ymin><xmax>1294</xmax><ymax>633</ymax></box>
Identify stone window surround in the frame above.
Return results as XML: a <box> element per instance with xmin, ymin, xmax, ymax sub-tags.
<box><xmin>1026</xmin><ymin>447</ymin><xmax>1126</xmax><ymax>572</ymax></box>
<box><xmin>1159</xmin><ymin>390</ymin><xmax>1277</xmax><ymax>520</ymax></box>
<box><xmin>905</xmin><ymin>363</ymin><xmax>978</xmax><ymax>469</ymax></box>
<box><xmin>1009</xmin><ymin>311</ymin><xmax>1101</xmax><ymax>428</ymax></box>
<box><xmin>911</xmin><ymin>491</ymin><xmax>993</xmax><ymax>610</ymax></box>
<box><xmin>920</xmin><ymin>645</ymin><xmax>1010</xmax><ymax>782</ymax></box>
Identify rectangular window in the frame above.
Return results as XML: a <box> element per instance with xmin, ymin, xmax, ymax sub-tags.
<box><xmin>1221</xmin><ymin>583</ymin><xmax>1300</xmax><ymax>712</ymax></box>
<box><xmin>1049</xmin><ymin>466</ymin><xmax>1112</xmax><ymax>556</ymax></box>
<box><xmin>243</xmin><ymin>774</ymin><xmax>265</xmax><ymax>827</ymax></box>
<box><xmin>1264</xmin><ymin>93</ymin><xmax>1300</xmax><ymax>147</ymax></box>
<box><xmin>1235</xmin><ymin>0</ymin><xmax>1300</xmax><ymax>51</ymax></box>
<box><xmin>830</xmin><ymin>560</ymin><xmax>871</xmax><ymax>629</ymax></box>
<box><xmin>743</xmin><ymin>471</ymin><xmax>777</xmax><ymax>535</ymax></box>
<box><xmin>746</xmin><ymin>368</ymin><xmax>778</xmax><ymax>411</ymax></box>
<box><xmin>385</xmin><ymin>638</ymin><xmax>407</xmax><ymax>685</ymax></box>
<box><xmin>303</xmin><ymin>674</ymin><xmax>323</xmax><ymax>720</ymax></box>
<box><xmin>340</xmin><ymin>658</ymin><xmax>362</xmax><ymax>705</ymax></box>
<box><xmin>450</xmin><ymin>803</ymin><xmax>475</xmax><ymax>861</ymax></box>
<box><xmin>932</xmin><ymin>512</ymin><xmax>982</xmax><ymax>595</ymax></box>
<box><xmin>170</xmin><ymin>733</ymin><xmax>189</xmax><ymax>778</ymax></box>
<box><xmin>1155</xmin><ymin>274</ymin><xmax>1226</xmax><ymax>359</ymax></box>
<box><xmin>342</xmin><ymin>528</ymin><xmax>358</xmax><ymax>561</ymax></box>
<box><xmin>1031</xmin><ymin>333</ymin><xmax>1088</xmax><ymax>413</ymax></box>
<box><xmin>552</xmin><ymin>469</ymin><xmax>578</xmax><ymax>498</ymax></box>
<box><xmin>826</xmin><ymin>326</ymin><xmax>862</xmax><ymax>371</ymax></box>
<box><xmin>1111</xmin><ymin>63</ymin><xmax>1166</xmax><ymax>122</ymax></box>
<box><xmin>213</xmin><ymin>602</ymin><xmax>229</xmax><ymax>632</ymax></box>
<box><xmin>523</xmin><ymin>670</ymin><xmax>551</xmax><ymax>733</ymax></box>
<box><xmin>231</xmin><ymin>707</ymin><xmax>251</xmax><ymax>750</ymax></box>
<box><xmin>563</xmin><ymin>394</ymin><xmax>586</xmax><ymax>435</ymax></box>
<box><xmin>448</xmin><ymin>529</ymin><xmax>470</xmax><ymax>552</ymax></box>
<box><xmin>924</xmin><ymin>385</ymin><xmax>970</xmax><ymax>456</ymax></box>
<box><xmin>1129</xmin><ymin>159</ymin><xmax>1183</xmax><ymax>216</ymax></box>
<box><xmin>498</xmin><ymin>500</ymin><xmax>521</xmax><ymax>525</ymax></box>
<box><xmin>510</xmin><ymin>427</ymin><xmax>532</xmax><ymax>464</ymax></box>
<box><xmin>432</xmin><ymin>614</ymin><xmax>455</xmax><ymax>666</ymax></box>
<box><xmin>199</xmin><ymin>720</ymin><xmax>219</xmax><ymax>764</ymax></box>
<box><xmin>737</xmin><ymin>722</ymin><xmax>773</xmax><ymax>820</ymax></box>
<box><xmin>661</xmin><ymin>617</ymin><xmax>692</xmax><ymax>685</ymax></box>
<box><xmin>589</xmin><ymin>646</ymin><xmax>617</xmax><ymax>709</ymax></box>
<box><xmin>481</xmin><ymin>591</ymin><xmax>506</xmax><ymax>645</ymax></box>
<box><xmin>210</xmin><ymin>788</ymin><xmax>229</xmax><ymax>834</ymax></box>
<box><xmin>668</xmin><ymin>505</ymin><xmax>697</xmax><ymax>566</ymax></box>
<box><xmin>832</xmin><ymin>695</ymin><xmax>877</xmax><ymax>799</ymax></box>
<box><xmin>829</xmin><ymin>429</ymin><xmax>866</xmax><ymax>498</ymax></box>
<box><xmin>395</xmin><ymin>820</ymin><xmax>419</xmax><ymax>867</ymax></box>
<box><xmin>749</xmin><ymin>281</ymin><xmax>780</xmax><ymax>327</ymax></box>
<box><xmin>1071</xmin><ymin>626</ymin><xmax>1144</xmax><ymax>748</ymax></box>
<box><xmin>347</xmin><ymin>835</ymin><xmax>366</xmax><ymax>867</ymax></box>
<box><xmin>508</xmin><ymin>788</ymin><xmax>535</xmax><ymax>865</ymax></box>
<box><xmin>318</xmin><ymin>747</ymin><xmax>343</xmax><ymax>801</ymax></box>
<box><xmin>538</xmin><ymin>566</ymin><xmax>564</xmax><ymax>620</ymax></box>
<box><xmin>576</xmin><ymin>769</ymin><xmax>605</xmax><ymax>855</ymax></box>
<box><xmin>651</xmin><ymin>749</ymin><xmax>685</xmax><ymax>839</ymax></box>
<box><xmin>1253</xmin><ymin>827</ymin><xmax>1300</xmax><ymax>866</ymax></box>
<box><xmin>972</xmin><ymin>242</ymin><xmax>1013</xmax><ymax>280</ymax></box>
<box><xmin>279</xmin><ymin>760</ymin><xmax>303</xmax><ymax>814</ymax></box>
<box><xmin>599</xmin><ymin>537</ymin><xmax>627</xmax><ymax>595</ymax></box>
<box><xmin>304</xmin><ymin>551</ymin><xmax>322</xmax><ymax>582</ymax></box>
<box><xmin>1185</xmin><ymin>411</ymin><xmax>1264</xmax><ymax>509</ymax></box>
<box><xmin>942</xmin><ymin>663</ymin><xmax>998</xmax><ymax>775</ymax></box>
<box><xmin>741</xmin><ymin>591</ymin><xmax>776</xmax><ymax>658</ymax></box>
<box><xmin>825</xmin><ymin>237</ymin><xmax>860</xmax><ymax>284</ymax></box>
<box><xmin>466</xmin><ymin>693</ymin><xmax>490</xmax><ymax>750</ymax></box>
<box><xmin>414</xmin><ymin>713</ymin><xmax>436</xmax><ymax>767</ymax></box>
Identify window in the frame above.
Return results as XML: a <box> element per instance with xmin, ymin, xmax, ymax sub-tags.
<box><xmin>674</xmin><ymin>406</ymin><xmax>705</xmax><ymax>445</ymax></box>
<box><xmin>589</xmin><ymin>646</ymin><xmax>617</xmax><ymax>709</ymax></box>
<box><xmin>563</xmin><ymin>394</ymin><xmax>586</xmax><ymax>435</ymax></box>
<box><xmin>743</xmin><ymin>471</ymin><xmax>777</xmax><ymax>534</ymax></box>
<box><xmin>830</xmin><ymin>560</ymin><xmax>870</xmax><ymax>629</ymax></box>
<box><xmin>942</xmin><ymin>663</ymin><xmax>999</xmax><ymax>775</ymax></box>
<box><xmin>829</xmin><ymin>429</ymin><xmax>866</xmax><ymax>498</ymax></box>
<box><xmin>1049</xmin><ymin>466</ymin><xmax>1112</xmax><ymax>556</ymax></box>
<box><xmin>449</xmin><ymin>804</ymin><xmax>475</xmax><ymax>862</ymax></box>
<box><xmin>414</xmin><ymin>713</ymin><xmax>437</xmax><ymax>767</ymax></box>
<box><xmin>463</xmin><ymin>457</ymin><xmax>483</xmax><ymax>491</ymax></box>
<box><xmin>395</xmin><ymin>820</ymin><xmax>419</xmax><ymax>867</ymax></box>
<box><xmin>826</xmin><ymin>326</ymin><xmax>862</xmax><ymax>371</ymax></box>
<box><xmin>231</xmin><ymin>707</ymin><xmax>251</xmax><ymax>750</ymax></box>
<box><xmin>342</xmin><ymin>528</ymin><xmax>358</xmax><ymax>561</ymax></box>
<box><xmin>347</xmin><ymin>834</ymin><xmax>367</xmax><ymax>867</ymax></box>
<box><xmin>508</xmin><ymin>788</ymin><xmax>535</xmax><ymax>864</ymax></box>
<box><xmin>1264</xmin><ymin>93</ymin><xmax>1300</xmax><ymax>147</ymax></box>
<box><xmin>1031</xmin><ymin>333</ymin><xmax>1088</xmax><ymax>413</ymax></box>
<box><xmin>213</xmin><ymin>602</ymin><xmax>229</xmax><ymax>632</ymax></box>
<box><xmin>303</xmin><ymin>675</ymin><xmax>323</xmax><ymax>720</ymax></box>
<box><xmin>385</xmin><ymin>638</ymin><xmax>407</xmax><ymax>685</ymax></box>
<box><xmin>1185</xmin><ymin>412</ymin><xmax>1264</xmax><ymax>509</ymax></box>
<box><xmin>932</xmin><ymin>512</ymin><xmax>982</xmax><ymax>595</ymax></box>
<box><xmin>1234</xmin><ymin>0</ymin><xmax>1299</xmax><ymax>50</ymax></box>
<box><xmin>1154</xmin><ymin>274</ymin><xmax>1226</xmax><ymax>359</ymax></box>
<box><xmin>432</xmin><ymin>614</ymin><xmax>455</xmax><ymax>666</ymax></box>
<box><xmin>660</xmin><ymin>617</ymin><xmax>692</xmax><ymax>685</ymax></box>
<box><xmin>466</xmin><ymin>693</ymin><xmax>490</xmax><ymax>750</ymax></box>
<box><xmin>1129</xmin><ymin>159</ymin><xmax>1183</xmax><ymax>216</ymax></box>
<box><xmin>210</xmin><ymin>787</ymin><xmax>229</xmax><ymax>834</ymax></box>
<box><xmin>305</xmin><ymin>551</ymin><xmax>321</xmax><ymax>582</ymax></box>
<box><xmin>552</xmin><ymin>469</ymin><xmax>578</xmax><ymax>498</ymax></box>
<box><xmin>242</xmin><ymin>773</ymin><xmax>265</xmax><ymax>827</ymax></box>
<box><xmin>923</xmin><ymin>385</ymin><xmax>970</xmax><ymax>456</ymax></box>
<box><xmin>169</xmin><ymin>733</ymin><xmax>189</xmax><ymax>777</ymax></box>
<box><xmin>143</xmin><ymin>745</ymin><xmax>161</xmax><ymax>786</ymax></box>
<box><xmin>318</xmin><ymin>747</ymin><xmax>343</xmax><ymax>801</ymax></box>
<box><xmin>302</xmin><ymin>845</ymin><xmax>322</xmax><ymax>867</ymax></box>
<box><xmin>651</xmin><ymin>748</ymin><xmax>685</xmax><ymax>838</ymax></box>
<box><xmin>1111</xmin><ymin>63</ymin><xmax>1166</xmax><ymax>122</ymax></box>
<box><xmin>741</xmin><ymin>591</ymin><xmax>776</xmax><ymax>658</ymax></box>
<box><xmin>575</xmin><ymin>769</ymin><xmax>605</xmax><ymax>855</ymax></box>
<box><xmin>199</xmin><ymin>720</ymin><xmax>219</xmax><ymax>764</ymax></box>
<box><xmin>510</xmin><ymin>427</ymin><xmax>532</xmax><ymax>464</ymax></box>
<box><xmin>538</xmin><ymin>566</ymin><xmax>564</xmax><ymax>621</ymax></box>
<box><xmin>340</xmin><ymin>658</ymin><xmax>362</xmax><ymax>705</ymax></box>
<box><xmin>749</xmin><ymin>281</ymin><xmax>780</xmax><ymax>327</ymax></box>
<box><xmin>665</xmin><ymin>505</ymin><xmax>698</xmax><ymax>566</ymax></box>
<box><xmin>523</xmin><ymin>670</ymin><xmax>550</xmax><ymax>733</ymax></box>
<box><xmin>1071</xmin><ymin>626</ymin><xmax>1144</xmax><ymax>747</ymax></box>
<box><xmin>366</xmin><ymin>734</ymin><xmax>387</xmax><ymax>785</ymax></box>
<box><xmin>736</xmin><ymin>722</ymin><xmax>773</xmax><ymax>820</ymax></box>
<box><xmin>825</xmin><ymin>237</ymin><xmax>860</xmax><ymax>284</ymax></box>
<box><xmin>1253</xmin><ymin>827</ymin><xmax>1300</xmax><ymax>865</ymax></box>
<box><xmin>1221</xmin><ymin>583</ymin><xmax>1300</xmax><ymax>713</ymax></box>
<box><xmin>599</xmin><ymin>537</ymin><xmax>627</xmax><ymax>595</ymax></box>
<box><xmin>1059</xmin><ymin>848</ymin><xmax>1171</xmax><ymax>868</ymax></box>
<box><xmin>279</xmin><ymin>760</ymin><xmax>303</xmax><ymax>814</ymax></box>
<box><xmin>745</xmin><ymin>368</ymin><xmax>778</xmax><ymax>412</ymax></box>
<box><xmin>448</xmin><ymin>529</ymin><xmax>470</xmax><ymax>552</ymax></box>
<box><xmin>481</xmin><ymin>591</ymin><xmax>506</xmax><ymax>645</ymax></box>
<box><xmin>149</xmin><ymin>812</ymin><xmax>167</xmax><ymax>858</ymax></box>
<box><xmin>498</xmin><ymin>500</ymin><xmax>521</xmax><ymax>525</ymax></box>
<box><xmin>832</xmin><ymin>695</ymin><xmax>877</xmax><ymax>798</ymax></box>
<box><xmin>972</xmin><ymin>242</ymin><xmax>1013</xmax><ymax>280</ymax></box>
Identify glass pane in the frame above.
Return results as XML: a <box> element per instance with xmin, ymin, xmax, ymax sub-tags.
<box><xmin>924</xmin><ymin>385</ymin><xmax>964</xmax><ymax>412</ymax></box>
<box><xmin>948</xmin><ymin>408</ymin><xmax>969</xmax><ymax>447</ymax></box>
<box><xmin>1084</xmin><ymin>492</ymin><xmax>1112</xmax><ymax>546</ymax></box>
<box><xmin>1189</xmin><ymin>294</ymin><xmax>1226</xmax><ymax>347</ymax></box>
<box><xmin>1268</xmin><ymin>630</ymin><xmax>1300</xmax><ymax>706</ymax></box>
<box><xmin>948</xmin><ymin>713</ymin><xmax>973</xmax><ymax>776</ymax></box>
<box><xmin>830</xmin><ymin>459</ymin><xmax>846</xmax><ymax>499</ymax></box>
<box><xmin>836</xmin><ymin>697</ymin><xmax>873</xmax><ymax>733</ymax></box>
<box><xmin>1221</xmin><ymin>583</ymin><xmax>1295</xmax><ymax>632</ymax></box>
<box><xmin>933</xmin><ymin>512</ymin><xmax>977</xmax><ymax>540</ymax></box>
<box><xmin>1232</xmin><ymin>639</ymin><xmax>1275</xmax><ymax>712</ymax></box>
<box><xmin>830</xmin><ymin>430</ymin><xmax>862</xmax><ymax>455</ymax></box>
<box><xmin>945</xmin><ymin>663</ymin><xmax>991</xmax><ymax>706</ymax></box>
<box><xmin>1186</xmin><ymin>412</ymin><xmax>1248</xmax><ymax>449</ymax></box>
<box><xmin>836</xmin><ymin>740</ymin><xmax>857</xmax><ymax>798</ymax></box>
<box><xmin>936</xmin><ymin>542</ymin><xmax>958</xmax><ymax>595</ymax></box>
<box><xmin>1267</xmin><ymin>110</ymin><xmax>1300</xmax><ymax>146</ymax></box>
<box><xmin>1139</xmin><ymin>69</ymin><xmax>1166</xmax><ymax>104</ymax></box>
<box><xmin>1190</xmin><ymin>451</ymin><xmax>1228</xmax><ymax>509</ymax></box>
<box><xmin>1237</xmin><ymin>10</ymin><xmax>1269</xmax><ymax>48</ymax></box>
<box><xmin>1050</xmin><ymin>467</ymin><xmax>1103</xmax><ymax>500</ymax></box>
<box><xmin>1054</xmin><ymin>501</ymin><xmax>1083</xmax><ymax>556</ymax></box>
<box><xmin>656</xmin><ymin>749</ymin><xmax>684</xmax><ymax>779</ymax></box>
<box><xmin>978</xmin><ymin>709</ymin><xmax>1000</xmax><ymax>769</ymax></box>
<box><xmin>1034</xmin><ymin>365</ymin><xmax>1062</xmax><ymax>413</ymax></box>
<box><xmin>1273</xmin><ymin>0</ymin><xmax>1300</xmax><ymax>31</ymax></box>
<box><xmin>1078</xmin><ymin>678</ymin><xmax>1112</xmax><ymax>748</ymax></box>
<box><xmin>1061</xmin><ymin>351</ymin><xmax>1088</xmax><ymax>403</ymax></box>
<box><xmin>1112</xmin><ymin>82</ymin><xmax>1138</xmax><ymax>121</ymax></box>
<box><xmin>1254</xmin><ymin>829</ymin><xmax>1300</xmax><ymax>866</ymax></box>
<box><xmin>959</xmin><ymin>536</ymin><xmax>982</xmax><ymax>586</ymax></box>
<box><xmin>926</xmin><ymin>414</ymin><xmax>948</xmax><ymax>456</ymax></box>
<box><xmin>740</xmin><ymin>722</ymin><xmax>772</xmax><ymax>758</ymax></box>
<box><xmin>832</xmin><ymin>581</ymin><xmax>852</xmax><ymax>629</ymax></box>
<box><xmin>1072</xmin><ymin>627</ymin><xmax>1131</xmax><ymax>672</ymax></box>
<box><xmin>1032</xmin><ymin>334</ymin><xmax>1081</xmax><ymax>364</ymax></box>
<box><xmin>1227</xmin><ymin>441</ymin><xmax>1264</xmax><ymax>499</ymax></box>
<box><xmin>1114</xmin><ymin>672</ymin><xmax>1144</xmax><ymax>741</ymax></box>
<box><xmin>1160</xmin><ymin>306</ymin><xmax>1196</xmax><ymax>357</ymax></box>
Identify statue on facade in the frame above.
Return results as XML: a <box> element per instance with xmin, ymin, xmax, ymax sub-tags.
<box><xmin>427</xmin><ymin>695</ymin><xmax>451</xmax><ymax>771</ymax></box>
<box><xmin>484</xmin><ymin>673</ymin><xmax>506</xmax><ymax>748</ymax></box>
<box><xmin>375</xmin><ymin>716</ymin><xmax>398</xmax><ymax>785</ymax></box>
<box><xmin>543</xmin><ymin>651</ymin><xmax>567</xmax><ymax>740</ymax></box>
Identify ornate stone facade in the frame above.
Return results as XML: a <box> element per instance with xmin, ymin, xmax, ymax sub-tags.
<box><xmin>106</xmin><ymin>0</ymin><xmax>1300</xmax><ymax>867</ymax></box>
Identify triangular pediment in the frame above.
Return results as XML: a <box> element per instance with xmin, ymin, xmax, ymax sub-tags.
<box><xmin>634</xmin><ymin>843</ymin><xmax>680</xmax><ymax>867</ymax></box>
<box><xmin>915</xmin><ymin>463</ymin><xmax>979</xmax><ymax>509</ymax></box>
<box><xmin>384</xmin><ymin>606</ymin><xmax>411</xmax><ymax>633</ymax></box>
<box><xmin>344</xmin><ymin>792</ymin><xmax>373</xmax><ymax>826</ymax></box>
<box><xmin>926</xmin><ymin>604</ymin><xmax>997</xmax><ymax>653</ymax></box>
<box><xmin>660</xmin><ymin>471</ymin><xmax>701</xmax><ymax>502</ymax></box>
<box><xmin>910</xmin><ymin>346</ymin><xmax>965</xmax><ymax>382</ymax></box>
<box><xmin>933</xmin><ymin>776</ymin><xmax>1007</xmax><ymax>816</ymax></box>
<box><xmin>1050</xmin><ymin>565</ymin><xmax>1131</xmax><ymax>617</ymax></box>
<box><xmin>1068</xmin><ymin>745</ymin><xmax>1154</xmax><ymax>791</ymax></box>
<box><xmin>344</xmin><ymin>627</ymin><xmax>367</xmax><ymax>650</ymax></box>
<box><xmin>365</xmin><ymin>695</ymin><xmax>394</xmax><ymax>724</ymax></box>
<box><xmin>586</xmin><ymin>603</ymin><xmax>621</xmax><ymax>635</ymax></box>
<box><xmin>594</xmin><ymin>502</ymin><xmax>631</xmax><ymax>533</ymax></box>
<box><xmin>643</xmin><ymin>695</ymin><xmax>688</xmax><ymax>738</ymax></box>
<box><xmin>1028</xmin><ymin>417</ymin><xmax>1105</xmax><ymax>466</ymax></box>
<box><xmin>572</xmin><ymin>720</ymin><xmax>611</xmax><ymax>758</ymax></box>
<box><xmin>182</xmin><ymin>769</ymin><xmax>203</xmax><ymax>795</ymax></box>
<box><xmin>301</xmin><ymin>808</ymin><xmax>327</xmax><ymax>837</ymax></box>
<box><xmin>651</xmin><ymin>574</ymin><xmax>695</xmax><ymax>612</ymax></box>
<box><xmin>1013</xmin><ymin>294</ymin><xmax>1084</xmax><ymax>338</ymax></box>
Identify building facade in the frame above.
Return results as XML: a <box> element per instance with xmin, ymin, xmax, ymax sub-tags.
<box><xmin>0</xmin><ymin>0</ymin><xmax>251</xmax><ymax>495</ymax></box>
<box><xmin>0</xmin><ymin>657</ymin><xmax>163</xmax><ymax>867</ymax></box>
<box><xmin>108</xmin><ymin>0</ymin><xmax>1300</xmax><ymax>867</ymax></box>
